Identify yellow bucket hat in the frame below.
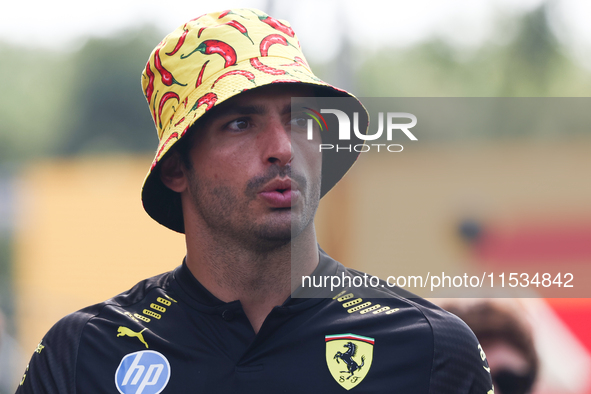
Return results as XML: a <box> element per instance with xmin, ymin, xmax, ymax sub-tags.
<box><xmin>141</xmin><ymin>8</ymin><xmax>367</xmax><ymax>233</ymax></box>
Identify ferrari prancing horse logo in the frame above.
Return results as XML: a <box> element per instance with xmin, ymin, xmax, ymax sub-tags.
<box><xmin>325</xmin><ymin>334</ymin><xmax>374</xmax><ymax>390</ymax></box>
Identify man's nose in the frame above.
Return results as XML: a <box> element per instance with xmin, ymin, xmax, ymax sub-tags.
<box><xmin>260</xmin><ymin>117</ymin><xmax>292</xmax><ymax>166</ymax></box>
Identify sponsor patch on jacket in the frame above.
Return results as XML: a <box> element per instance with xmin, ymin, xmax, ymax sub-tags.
<box><xmin>326</xmin><ymin>333</ymin><xmax>374</xmax><ymax>390</ymax></box>
<box><xmin>115</xmin><ymin>350</ymin><xmax>171</xmax><ymax>394</ymax></box>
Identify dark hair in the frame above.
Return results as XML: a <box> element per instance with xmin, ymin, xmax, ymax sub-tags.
<box><xmin>169</xmin><ymin>109</ymin><xmax>214</xmax><ymax>171</ymax></box>
<box><xmin>174</xmin><ymin>124</ymin><xmax>197</xmax><ymax>171</ymax></box>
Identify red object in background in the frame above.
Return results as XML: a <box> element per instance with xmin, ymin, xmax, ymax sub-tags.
<box><xmin>547</xmin><ymin>299</ymin><xmax>591</xmax><ymax>355</ymax></box>
<box><xmin>547</xmin><ymin>299</ymin><xmax>591</xmax><ymax>394</ymax></box>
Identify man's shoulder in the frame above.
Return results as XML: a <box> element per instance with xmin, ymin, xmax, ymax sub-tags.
<box><xmin>48</xmin><ymin>268</ymin><xmax>173</xmax><ymax>327</ymax></box>
<box><xmin>341</xmin><ymin>267</ymin><xmax>453</xmax><ymax>315</ymax></box>
<box><xmin>333</xmin><ymin>267</ymin><xmax>494</xmax><ymax>393</ymax></box>
<box><xmin>311</xmin><ymin>252</ymin><xmax>474</xmax><ymax>337</ymax></box>
<box><xmin>341</xmin><ymin>266</ymin><xmax>481</xmax><ymax>344</ymax></box>
<box><xmin>46</xmin><ymin>268</ymin><xmax>175</xmax><ymax>342</ymax></box>
<box><xmin>312</xmin><ymin>252</ymin><xmax>481</xmax><ymax>342</ymax></box>
<box><xmin>103</xmin><ymin>269</ymin><xmax>174</xmax><ymax>307</ymax></box>
<box><xmin>16</xmin><ymin>269</ymin><xmax>177</xmax><ymax>393</ymax></box>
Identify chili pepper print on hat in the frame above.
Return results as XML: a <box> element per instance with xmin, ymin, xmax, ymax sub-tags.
<box><xmin>141</xmin><ymin>8</ymin><xmax>368</xmax><ymax>233</ymax></box>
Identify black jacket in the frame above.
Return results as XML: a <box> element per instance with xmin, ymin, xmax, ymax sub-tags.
<box><xmin>16</xmin><ymin>249</ymin><xmax>493</xmax><ymax>393</ymax></box>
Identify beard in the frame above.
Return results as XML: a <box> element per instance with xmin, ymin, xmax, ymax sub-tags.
<box><xmin>186</xmin><ymin>164</ymin><xmax>321</xmax><ymax>252</ymax></box>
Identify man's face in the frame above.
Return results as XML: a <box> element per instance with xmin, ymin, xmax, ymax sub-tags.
<box><xmin>182</xmin><ymin>84</ymin><xmax>322</xmax><ymax>250</ymax></box>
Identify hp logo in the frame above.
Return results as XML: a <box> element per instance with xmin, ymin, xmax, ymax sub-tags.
<box><xmin>115</xmin><ymin>350</ymin><xmax>171</xmax><ymax>394</ymax></box>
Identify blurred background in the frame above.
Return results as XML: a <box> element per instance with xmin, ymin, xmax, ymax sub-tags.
<box><xmin>1</xmin><ymin>0</ymin><xmax>590</xmax><ymax>393</ymax></box>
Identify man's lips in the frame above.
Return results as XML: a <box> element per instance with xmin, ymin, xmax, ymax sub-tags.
<box><xmin>258</xmin><ymin>178</ymin><xmax>300</xmax><ymax>208</ymax></box>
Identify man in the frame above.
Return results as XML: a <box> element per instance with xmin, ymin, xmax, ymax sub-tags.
<box><xmin>17</xmin><ymin>9</ymin><xmax>493</xmax><ymax>393</ymax></box>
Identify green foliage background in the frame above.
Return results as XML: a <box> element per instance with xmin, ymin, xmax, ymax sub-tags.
<box><xmin>0</xmin><ymin>5</ymin><xmax>589</xmax><ymax>165</ymax></box>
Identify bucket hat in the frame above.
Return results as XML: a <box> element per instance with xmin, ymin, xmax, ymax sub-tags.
<box><xmin>141</xmin><ymin>8</ymin><xmax>368</xmax><ymax>233</ymax></box>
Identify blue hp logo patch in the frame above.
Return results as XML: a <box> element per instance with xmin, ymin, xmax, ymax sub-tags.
<box><xmin>115</xmin><ymin>350</ymin><xmax>171</xmax><ymax>394</ymax></box>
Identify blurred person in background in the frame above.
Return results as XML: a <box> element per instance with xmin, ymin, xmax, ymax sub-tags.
<box><xmin>16</xmin><ymin>8</ymin><xmax>493</xmax><ymax>393</ymax></box>
<box><xmin>0</xmin><ymin>310</ymin><xmax>25</xmax><ymax>394</ymax></box>
<box><xmin>442</xmin><ymin>299</ymin><xmax>538</xmax><ymax>394</ymax></box>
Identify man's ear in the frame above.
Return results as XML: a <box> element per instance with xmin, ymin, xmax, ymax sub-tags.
<box><xmin>159</xmin><ymin>151</ymin><xmax>188</xmax><ymax>193</ymax></box>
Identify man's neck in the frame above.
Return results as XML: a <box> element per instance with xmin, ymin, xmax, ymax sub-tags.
<box><xmin>184</xmin><ymin>225</ymin><xmax>319</xmax><ymax>334</ymax></box>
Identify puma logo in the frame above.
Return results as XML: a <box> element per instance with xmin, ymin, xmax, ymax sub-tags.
<box><xmin>117</xmin><ymin>326</ymin><xmax>149</xmax><ymax>349</ymax></box>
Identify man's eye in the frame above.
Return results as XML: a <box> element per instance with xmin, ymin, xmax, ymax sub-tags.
<box><xmin>227</xmin><ymin>119</ymin><xmax>249</xmax><ymax>131</ymax></box>
<box><xmin>291</xmin><ymin>117</ymin><xmax>308</xmax><ymax>129</ymax></box>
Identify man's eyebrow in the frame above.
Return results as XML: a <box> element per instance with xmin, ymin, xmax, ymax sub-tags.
<box><xmin>219</xmin><ymin>104</ymin><xmax>267</xmax><ymax>117</ymax></box>
<box><xmin>282</xmin><ymin>104</ymin><xmax>292</xmax><ymax>115</ymax></box>
<box><xmin>288</xmin><ymin>102</ymin><xmax>317</xmax><ymax>114</ymax></box>
<box><xmin>209</xmin><ymin>102</ymin><xmax>305</xmax><ymax>120</ymax></box>
<box><xmin>234</xmin><ymin>104</ymin><xmax>294</xmax><ymax>116</ymax></box>
<box><xmin>291</xmin><ymin>101</ymin><xmax>319</xmax><ymax>114</ymax></box>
